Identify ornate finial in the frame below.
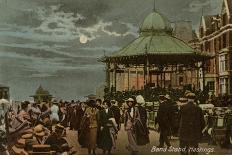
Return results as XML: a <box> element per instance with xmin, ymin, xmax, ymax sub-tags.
<box><xmin>153</xmin><ymin>0</ymin><xmax>156</xmax><ymax>12</ymax></box>
<box><xmin>201</xmin><ymin>7</ymin><xmax>204</xmax><ymax>17</ymax></box>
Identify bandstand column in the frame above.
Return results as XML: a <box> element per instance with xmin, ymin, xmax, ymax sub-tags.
<box><xmin>128</xmin><ymin>68</ymin><xmax>130</xmax><ymax>91</ymax></box>
<box><xmin>143</xmin><ymin>64</ymin><xmax>146</xmax><ymax>87</ymax></box>
<box><xmin>136</xmin><ymin>67</ymin><xmax>139</xmax><ymax>90</ymax></box>
<box><xmin>170</xmin><ymin>65</ymin><xmax>173</xmax><ymax>87</ymax></box>
<box><xmin>164</xmin><ymin>70</ymin><xmax>166</xmax><ymax>88</ymax></box>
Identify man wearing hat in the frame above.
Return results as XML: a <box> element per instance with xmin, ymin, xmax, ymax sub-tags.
<box><xmin>33</xmin><ymin>124</ymin><xmax>50</xmax><ymax>144</ymax></box>
<box><xmin>18</xmin><ymin>101</ymin><xmax>30</xmax><ymax>122</ymax></box>
<box><xmin>45</xmin><ymin>124</ymin><xmax>71</xmax><ymax>154</ymax></box>
<box><xmin>155</xmin><ymin>94</ymin><xmax>172</xmax><ymax>148</ymax></box>
<box><xmin>110</xmin><ymin>100</ymin><xmax>121</xmax><ymax>130</ymax></box>
<box><xmin>179</xmin><ymin>93</ymin><xmax>205</xmax><ymax>155</ymax></box>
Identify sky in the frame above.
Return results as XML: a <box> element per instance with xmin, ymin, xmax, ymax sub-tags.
<box><xmin>0</xmin><ymin>0</ymin><xmax>223</xmax><ymax>101</ymax></box>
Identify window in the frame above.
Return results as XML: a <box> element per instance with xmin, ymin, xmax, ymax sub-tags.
<box><xmin>220</xmin><ymin>54</ymin><xmax>228</xmax><ymax>72</ymax></box>
<box><xmin>208</xmin><ymin>81</ymin><xmax>215</xmax><ymax>91</ymax></box>
<box><xmin>225</xmin><ymin>54</ymin><xmax>228</xmax><ymax>71</ymax></box>
<box><xmin>220</xmin><ymin>78</ymin><xmax>229</xmax><ymax>94</ymax></box>
<box><xmin>205</xmin><ymin>60</ymin><xmax>211</xmax><ymax>73</ymax></box>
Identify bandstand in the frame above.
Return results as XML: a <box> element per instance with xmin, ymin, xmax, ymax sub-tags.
<box><xmin>101</xmin><ymin>9</ymin><xmax>212</xmax><ymax>95</ymax></box>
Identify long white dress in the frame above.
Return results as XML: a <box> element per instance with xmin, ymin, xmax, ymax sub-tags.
<box><xmin>50</xmin><ymin>105</ymin><xmax>59</xmax><ymax>122</ymax></box>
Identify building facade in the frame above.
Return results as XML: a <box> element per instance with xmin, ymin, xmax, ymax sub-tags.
<box><xmin>198</xmin><ymin>0</ymin><xmax>232</xmax><ymax>96</ymax></box>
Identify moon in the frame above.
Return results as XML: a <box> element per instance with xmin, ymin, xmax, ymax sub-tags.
<box><xmin>79</xmin><ymin>35</ymin><xmax>88</xmax><ymax>44</ymax></box>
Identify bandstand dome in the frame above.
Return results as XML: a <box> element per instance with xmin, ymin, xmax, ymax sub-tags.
<box><xmin>140</xmin><ymin>12</ymin><xmax>172</xmax><ymax>33</ymax></box>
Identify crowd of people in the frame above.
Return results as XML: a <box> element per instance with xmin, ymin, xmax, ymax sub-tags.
<box><xmin>0</xmin><ymin>95</ymin><xmax>151</xmax><ymax>155</ymax></box>
<box><xmin>0</xmin><ymin>89</ymin><xmax>231</xmax><ymax>155</ymax></box>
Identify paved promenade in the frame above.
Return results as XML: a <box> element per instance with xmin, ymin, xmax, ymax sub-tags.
<box><xmin>66</xmin><ymin>126</ymin><xmax>232</xmax><ymax>155</ymax></box>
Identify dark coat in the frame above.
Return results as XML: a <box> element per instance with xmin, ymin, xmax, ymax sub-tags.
<box><xmin>179</xmin><ymin>101</ymin><xmax>205</xmax><ymax>142</ymax></box>
<box><xmin>97</xmin><ymin>109</ymin><xmax>114</xmax><ymax>150</ymax></box>
<box><xmin>135</xmin><ymin>106</ymin><xmax>150</xmax><ymax>145</ymax></box>
<box><xmin>156</xmin><ymin>101</ymin><xmax>171</xmax><ymax>131</ymax></box>
<box><xmin>76</xmin><ymin>106</ymin><xmax>86</xmax><ymax>130</ymax></box>
<box><xmin>69</xmin><ymin>106</ymin><xmax>78</xmax><ymax>130</ymax></box>
<box><xmin>110</xmin><ymin>105</ymin><xmax>121</xmax><ymax>129</ymax></box>
<box><xmin>137</xmin><ymin>106</ymin><xmax>147</xmax><ymax>127</ymax></box>
<box><xmin>78</xmin><ymin>115</ymin><xmax>90</xmax><ymax>147</ymax></box>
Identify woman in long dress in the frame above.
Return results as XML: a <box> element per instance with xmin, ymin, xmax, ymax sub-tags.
<box><xmin>97</xmin><ymin>100</ymin><xmax>118</xmax><ymax>155</ymax></box>
<box><xmin>50</xmin><ymin>101</ymin><xmax>59</xmax><ymax>124</ymax></box>
<box><xmin>85</xmin><ymin>100</ymin><xmax>98</xmax><ymax>155</ymax></box>
<box><xmin>124</xmin><ymin>98</ymin><xmax>139</xmax><ymax>153</ymax></box>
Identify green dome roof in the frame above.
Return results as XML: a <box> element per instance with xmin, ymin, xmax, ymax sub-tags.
<box><xmin>140</xmin><ymin>12</ymin><xmax>172</xmax><ymax>34</ymax></box>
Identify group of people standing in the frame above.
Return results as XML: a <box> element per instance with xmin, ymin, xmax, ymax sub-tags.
<box><xmin>78</xmin><ymin>95</ymin><xmax>150</xmax><ymax>155</ymax></box>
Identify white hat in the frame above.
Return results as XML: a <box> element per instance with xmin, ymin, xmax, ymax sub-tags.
<box><xmin>136</xmin><ymin>95</ymin><xmax>145</xmax><ymax>106</ymax></box>
<box><xmin>126</xmin><ymin>98</ymin><xmax>134</xmax><ymax>102</ymax></box>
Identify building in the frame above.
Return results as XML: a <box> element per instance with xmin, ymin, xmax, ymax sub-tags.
<box><xmin>30</xmin><ymin>85</ymin><xmax>53</xmax><ymax>103</ymax></box>
<box><xmin>198</xmin><ymin>0</ymin><xmax>232</xmax><ymax>96</ymax></box>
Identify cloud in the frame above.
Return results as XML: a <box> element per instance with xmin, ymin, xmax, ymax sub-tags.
<box><xmin>80</xmin><ymin>46</ymin><xmax>120</xmax><ymax>52</ymax></box>
<box><xmin>182</xmin><ymin>0</ymin><xmax>222</xmax><ymax>13</ymax></box>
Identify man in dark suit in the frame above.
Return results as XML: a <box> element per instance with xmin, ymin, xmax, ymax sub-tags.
<box><xmin>156</xmin><ymin>94</ymin><xmax>172</xmax><ymax>148</ymax></box>
<box><xmin>179</xmin><ymin>92</ymin><xmax>205</xmax><ymax>155</ymax></box>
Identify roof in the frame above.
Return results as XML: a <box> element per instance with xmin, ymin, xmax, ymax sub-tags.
<box><xmin>111</xmin><ymin>34</ymin><xmax>196</xmax><ymax>57</ymax></box>
<box><xmin>202</xmin><ymin>15</ymin><xmax>218</xmax><ymax>34</ymax></box>
<box><xmin>103</xmin><ymin>10</ymin><xmax>212</xmax><ymax>65</ymax></box>
<box><xmin>192</xmin><ymin>30</ymin><xmax>198</xmax><ymax>40</ymax></box>
<box><xmin>140</xmin><ymin>12</ymin><xmax>172</xmax><ymax>34</ymax></box>
<box><xmin>35</xmin><ymin>85</ymin><xmax>50</xmax><ymax>95</ymax></box>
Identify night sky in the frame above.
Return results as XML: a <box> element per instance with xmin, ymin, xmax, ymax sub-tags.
<box><xmin>0</xmin><ymin>0</ymin><xmax>222</xmax><ymax>101</ymax></box>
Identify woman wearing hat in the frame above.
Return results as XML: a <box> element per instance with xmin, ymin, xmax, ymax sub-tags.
<box><xmin>85</xmin><ymin>100</ymin><xmax>98</xmax><ymax>155</ymax></box>
<box><xmin>124</xmin><ymin>98</ymin><xmax>139</xmax><ymax>153</ymax></box>
<box><xmin>50</xmin><ymin>101</ymin><xmax>59</xmax><ymax>124</ymax></box>
<box><xmin>97</xmin><ymin>100</ymin><xmax>118</xmax><ymax>155</ymax></box>
<box><xmin>134</xmin><ymin>95</ymin><xmax>150</xmax><ymax>146</ymax></box>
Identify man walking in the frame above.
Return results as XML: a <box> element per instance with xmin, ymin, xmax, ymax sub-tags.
<box><xmin>179</xmin><ymin>92</ymin><xmax>205</xmax><ymax>155</ymax></box>
<box><xmin>156</xmin><ymin>94</ymin><xmax>172</xmax><ymax>148</ymax></box>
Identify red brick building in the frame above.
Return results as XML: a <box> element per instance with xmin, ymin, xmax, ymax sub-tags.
<box><xmin>198</xmin><ymin>0</ymin><xmax>232</xmax><ymax>96</ymax></box>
